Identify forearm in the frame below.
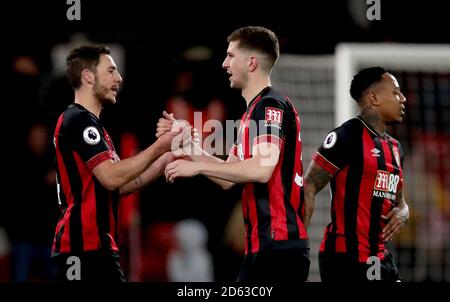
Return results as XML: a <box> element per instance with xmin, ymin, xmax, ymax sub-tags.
<box><xmin>189</xmin><ymin>145</ymin><xmax>236</xmax><ymax>189</ymax></box>
<box><xmin>102</xmin><ymin>143</ymin><xmax>166</xmax><ymax>190</ymax></box>
<box><xmin>165</xmin><ymin>144</ymin><xmax>276</xmax><ymax>187</ymax></box>
<box><xmin>303</xmin><ymin>161</ymin><xmax>333</xmax><ymax>229</ymax></box>
<box><xmin>188</xmin><ymin>144</ymin><xmax>224</xmax><ymax>163</ymax></box>
<box><xmin>120</xmin><ymin>152</ymin><xmax>174</xmax><ymax>196</ymax></box>
<box><xmin>198</xmin><ymin>157</ymin><xmax>273</xmax><ymax>184</ymax></box>
<box><xmin>303</xmin><ymin>189</ymin><xmax>315</xmax><ymax>229</ymax></box>
<box><xmin>207</xmin><ymin>174</ymin><xmax>236</xmax><ymax>190</ymax></box>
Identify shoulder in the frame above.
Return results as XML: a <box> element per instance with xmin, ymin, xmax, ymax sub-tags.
<box><xmin>260</xmin><ymin>88</ymin><xmax>288</xmax><ymax>106</ymax></box>
<box><xmin>319</xmin><ymin>118</ymin><xmax>360</xmax><ymax>149</ymax></box>
<box><xmin>60</xmin><ymin>105</ymin><xmax>102</xmax><ymax>144</ymax></box>
<box><xmin>330</xmin><ymin>118</ymin><xmax>361</xmax><ymax>138</ymax></box>
<box><xmin>62</xmin><ymin>105</ymin><xmax>99</xmax><ymax>129</ymax></box>
<box><xmin>254</xmin><ymin>89</ymin><xmax>291</xmax><ymax>113</ymax></box>
<box><xmin>341</xmin><ymin>117</ymin><xmax>363</xmax><ymax>132</ymax></box>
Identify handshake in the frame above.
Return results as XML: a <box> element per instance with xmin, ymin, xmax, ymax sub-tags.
<box><xmin>155</xmin><ymin>111</ymin><xmax>200</xmax><ymax>156</ymax></box>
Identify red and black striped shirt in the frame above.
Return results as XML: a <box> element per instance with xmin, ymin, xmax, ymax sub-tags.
<box><xmin>313</xmin><ymin>116</ymin><xmax>404</xmax><ymax>263</ymax></box>
<box><xmin>230</xmin><ymin>87</ymin><xmax>308</xmax><ymax>254</ymax></box>
<box><xmin>52</xmin><ymin>103</ymin><xmax>120</xmax><ymax>256</ymax></box>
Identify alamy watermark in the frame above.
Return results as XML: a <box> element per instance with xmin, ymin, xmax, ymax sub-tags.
<box><xmin>66</xmin><ymin>255</ymin><xmax>81</xmax><ymax>280</ymax></box>
<box><xmin>67</xmin><ymin>0</ymin><xmax>81</xmax><ymax>21</ymax></box>
<box><xmin>169</xmin><ymin>112</ymin><xmax>284</xmax><ymax>167</ymax></box>
<box><xmin>367</xmin><ymin>0</ymin><xmax>381</xmax><ymax>21</ymax></box>
<box><xmin>366</xmin><ymin>256</ymin><xmax>381</xmax><ymax>280</ymax></box>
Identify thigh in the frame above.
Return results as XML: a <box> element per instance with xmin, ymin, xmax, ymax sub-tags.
<box><xmin>319</xmin><ymin>253</ymin><xmax>367</xmax><ymax>282</ymax></box>
<box><xmin>249</xmin><ymin>249</ymin><xmax>310</xmax><ymax>282</ymax></box>
<box><xmin>319</xmin><ymin>253</ymin><xmax>346</xmax><ymax>282</ymax></box>
<box><xmin>52</xmin><ymin>254</ymin><xmax>70</xmax><ymax>282</ymax></box>
<box><xmin>82</xmin><ymin>251</ymin><xmax>126</xmax><ymax>282</ymax></box>
<box><xmin>380</xmin><ymin>253</ymin><xmax>401</xmax><ymax>282</ymax></box>
<box><xmin>236</xmin><ymin>254</ymin><xmax>254</xmax><ymax>282</ymax></box>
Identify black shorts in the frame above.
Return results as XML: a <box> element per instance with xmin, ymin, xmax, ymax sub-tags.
<box><xmin>52</xmin><ymin>250</ymin><xmax>126</xmax><ymax>282</ymax></box>
<box><xmin>237</xmin><ymin>248</ymin><xmax>310</xmax><ymax>282</ymax></box>
<box><xmin>319</xmin><ymin>252</ymin><xmax>400</xmax><ymax>282</ymax></box>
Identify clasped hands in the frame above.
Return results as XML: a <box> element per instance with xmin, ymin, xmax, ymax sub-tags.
<box><xmin>156</xmin><ymin>111</ymin><xmax>201</xmax><ymax>183</ymax></box>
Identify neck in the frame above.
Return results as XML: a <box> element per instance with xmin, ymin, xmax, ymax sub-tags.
<box><xmin>242</xmin><ymin>73</ymin><xmax>271</xmax><ymax>106</ymax></box>
<box><xmin>74</xmin><ymin>88</ymin><xmax>103</xmax><ymax>118</ymax></box>
<box><xmin>359</xmin><ymin>105</ymin><xmax>386</xmax><ymax>135</ymax></box>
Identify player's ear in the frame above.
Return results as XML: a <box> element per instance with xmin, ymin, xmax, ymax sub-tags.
<box><xmin>366</xmin><ymin>90</ymin><xmax>380</xmax><ymax>106</ymax></box>
<box><xmin>81</xmin><ymin>69</ymin><xmax>95</xmax><ymax>86</ymax></box>
<box><xmin>248</xmin><ymin>55</ymin><xmax>258</xmax><ymax>72</ymax></box>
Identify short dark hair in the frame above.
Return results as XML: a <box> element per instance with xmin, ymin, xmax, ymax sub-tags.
<box><xmin>227</xmin><ymin>26</ymin><xmax>279</xmax><ymax>72</ymax></box>
<box><xmin>349</xmin><ymin>67</ymin><xmax>386</xmax><ymax>102</ymax></box>
<box><xmin>66</xmin><ymin>45</ymin><xmax>110</xmax><ymax>89</ymax></box>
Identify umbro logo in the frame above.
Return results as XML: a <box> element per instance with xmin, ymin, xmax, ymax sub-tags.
<box><xmin>371</xmin><ymin>148</ymin><xmax>380</xmax><ymax>157</ymax></box>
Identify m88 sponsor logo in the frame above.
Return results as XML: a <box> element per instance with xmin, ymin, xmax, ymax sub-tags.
<box><xmin>373</xmin><ymin>170</ymin><xmax>400</xmax><ymax>201</ymax></box>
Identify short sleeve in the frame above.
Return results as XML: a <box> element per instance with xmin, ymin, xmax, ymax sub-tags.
<box><xmin>312</xmin><ymin>125</ymin><xmax>352</xmax><ymax>175</ymax></box>
<box><xmin>249</xmin><ymin>98</ymin><xmax>285</xmax><ymax>149</ymax></box>
<box><xmin>67</xmin><ymin>111</ymin><xmax>114</xmax><ymax>170</ymax></box>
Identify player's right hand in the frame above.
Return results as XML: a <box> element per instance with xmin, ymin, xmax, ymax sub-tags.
<box><xmin>156</xmin><ymin>111</ymin><xmax>176</xmax><ymax>138</ymax></box>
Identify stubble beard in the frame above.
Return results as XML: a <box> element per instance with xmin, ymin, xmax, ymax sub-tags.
<box><xmin>93</xmin><ymin>82</ymin><xmax>115</xmax><ymax>106</ymax></box>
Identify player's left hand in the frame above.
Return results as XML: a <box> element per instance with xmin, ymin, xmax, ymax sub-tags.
<box><xmin>164</xmin><ymin>159</ymin><xmax>200</xmax><ymax>183</ymax></box>
<box><xmin>381</xmin><ymin>207</ymin><xmax>408</xmax><ymax>242</ymax></box>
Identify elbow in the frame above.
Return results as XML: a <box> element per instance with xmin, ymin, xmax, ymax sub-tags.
<box><xmin>220</xmin><ymin>182</ymin><xmax>235</xmax><ymax>190</ymax></box>
<box><xmin>256</xmin><ymin>169</ymin><xmax>273</xmax><ymax>183</ymax></box>
<box><xmin>92</xmin><ymin>161</ymin><xmax>127</xmax><ymax>191</ymax></box>
<box><xmin>119</xmin><ymin>187</ymin><xmax>133</xmax><ymax>197</ymax></box>
<box><xmin>99</xmin><ymin>177</ymin><xmax>122</xmax><ymax>191</ymax></box>
<box><xmin>258</xmin><ymin>174</ymin><xmax>271</xmax><ymax>184</ymax></box>
<box><xmin>104</xmin><ymin>182</ymin><xmax>120</xmax><ymax>192</ymax></box>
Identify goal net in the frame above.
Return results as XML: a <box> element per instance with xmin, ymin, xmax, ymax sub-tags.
<box><xmin>272</xmin><ymin>54</ymin><xmax>335</xmax><ymax>282</ymax></box>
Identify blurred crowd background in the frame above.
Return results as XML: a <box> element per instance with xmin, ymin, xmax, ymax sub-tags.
<box><xmin>0</xmin><ymin>0</ymin><xmax>449</xmax><ymax>282</ymax></box>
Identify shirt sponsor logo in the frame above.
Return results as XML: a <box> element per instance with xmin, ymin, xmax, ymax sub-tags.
<box><xmin>265</xmin><ymin>107</ymin><xmax>283</xmax><ymax>124</ymax></box>
<box><xmin>373</xmin><ymin>170</ymin><xmax>400</xmax><ymax>201</ymax></box>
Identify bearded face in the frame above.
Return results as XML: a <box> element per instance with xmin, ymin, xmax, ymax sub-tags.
<box><xmin>93</xmin><ymin>54</ymin><xmax>122</xmax><ymax>105</ymax></box>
